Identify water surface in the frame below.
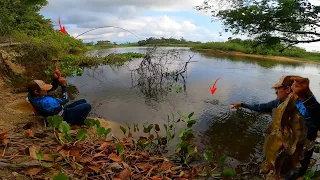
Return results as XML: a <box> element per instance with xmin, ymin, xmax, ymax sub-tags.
<box><xmin>68</xmin><ymin>47</ymin><xmax>320</xmax><ymax>162</ymax></box>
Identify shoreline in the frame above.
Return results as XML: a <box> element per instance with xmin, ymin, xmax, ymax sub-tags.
<box><xmin>193</xmin><ymin>49</ymin><xmax>320</xmax><ymax>64</ymax></box>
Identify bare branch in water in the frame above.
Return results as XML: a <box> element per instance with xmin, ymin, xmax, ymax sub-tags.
<box><xmin>130</xmin><ymin>46</ymin><xmax>195</xmax><ymax>102</ymax></box>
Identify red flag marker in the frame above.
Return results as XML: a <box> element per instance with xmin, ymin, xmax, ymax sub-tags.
<box><xmin>209</xmin><ymin>78</ymin><xmax>220</xmax><ymax>95</ymax></box>
<box><xmin>58</xmin><ymin>17</ymin><xmax>67</xmax><ymax>34</ymax></box>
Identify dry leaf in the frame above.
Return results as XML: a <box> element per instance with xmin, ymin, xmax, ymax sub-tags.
<box><xmin>140</xmin><ymin>152</ymin><xmax>149</xmax><ymax>158</ymax></box>
<box><xmin>178</xmin><ymin>171</ymin><xmax>185</xmax><ymax>177</ymax></box>
<box><xmin>25</xmin><ymin>129</ymin><xmax>34</xmax><ymax>137</ymax></box>
<box><xmin>132</xmin><ymin>174</ymin><xmax>142</xmax><ymax>179</ymax></box>
<box><xmin>159</xmin><ymin>161</ymin><xmax>172</xmax><ymax>171</ymax></box>
<box><xmin>69</xmin><ymin>147</ymin><xmax>81</xmax><ymax>159</ymax></box>
<box><xmin>150</xmin><ymin>176</ymin><xmax>162</xmax><ymax>180</ymax></box>
<box><xmin>56</xmin><ymin>146</ymin><xmax>64</xmax><ymax>151</ymax></box>
<box><xmin>25</xmin><ymin>167</ymin><xmax>42</xmax><ymax>176</ymax></box>
<box><xmin>80</xmin><ymin>157</ymin><xmax>93</xmax><ymax>163</ymax></box>
<box><xmin>118</xmin><ymin>168</ymin><xmax>131</xmax><ymax>180</ymax></box>
<box><xmin>108</xmin><ymin>153</ymin><xmax>122</xmax><ymax>162</ymax></box>
<box><xmin>2</xmin><ymin>138</ymin><xmax>9</xmax><ymax>145</ymax></box>
<box><xmin>93</xmin><ymin>153</ymin><xmax>106</xmax><ymax>158</ymax></box>
<box><xmin>113</xmin><ymin>178</ymin><xmax>122</xmax><ymax>180</ymax></box>
<box><xmin>137</xmin><ymin>163</ymin><xmax>151</xmax><ymax>171</ymax></box>
<box><xmin>29</xmin><ymin>146</ymin><xmax>41</xmax><ymax>160</ymax></box>
<box><xmin>0</xmin><ymin>130</ymin><xmax>10</xmax><ymax>138</ymax></box>
<box><xmin>98</xmin><ymin>141</ymin><xmax>113</xmax><ymax>150</ymax></box>
<box><xmin>88</xmin><ymin>164</ymin><xmax>103</xmax><ymax>173</ymax></box>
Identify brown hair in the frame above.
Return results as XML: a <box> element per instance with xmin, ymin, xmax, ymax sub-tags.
<box><xmin>27</xmin><ymin>81</ymin><xmax>41</xmax><ymax>96</ymax></box>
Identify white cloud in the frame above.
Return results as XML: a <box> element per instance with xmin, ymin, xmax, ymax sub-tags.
<box><xmin>40</xmin><ymin>0</ymin><xmax>319</xmax><ymax>51</ymax></box>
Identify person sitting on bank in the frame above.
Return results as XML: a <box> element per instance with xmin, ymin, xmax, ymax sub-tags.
<box><xmin>27</xmin><ymin>70</ymin><xmax>92</xmax><ymax>125</ymax></box>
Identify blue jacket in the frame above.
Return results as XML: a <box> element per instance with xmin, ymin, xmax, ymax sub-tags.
<box><xmin>241</xmin><ymin>96</ymin><xmax>319</xmax><ymax>141</ymax></box>
<box><xmin>28</xmin><ymin>79</ymin><xmax>69</xmax><ymax>117</ymax></box>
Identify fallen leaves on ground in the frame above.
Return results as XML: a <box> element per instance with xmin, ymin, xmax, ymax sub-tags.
<box><xmin>109</xmin><ymin>153</ymin><xmax>122</xmax><ymax>162</ymax></box>
<box><xmin>25</xmin><ymin>167</ymin><xmax>43</xmax><ymax>176</ymax></box>
<box><xmin>1</xmin><ymin>128</ymin><xmax>204</xmax><ymax>180</ymax></box>
<box><xmin>25</xmin><ymin>129</ymin><xmax>34</xmax><ymax>137</ymax></box>
<box><xmin>118</xmin><ymin>168</ymin><xmax>131</xmax><ymax>180</ymax></box>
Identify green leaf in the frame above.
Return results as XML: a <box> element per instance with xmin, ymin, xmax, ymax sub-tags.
<box><xmin>188</xmin><ymin>112</ymin><xmax>194</xmax><ymax>119</ymax></box>
<box><xmin>212</xmin><ymin>173</ymin><xmax>221</xmax><ymax>177</ymax></box>
<box><xmin>187</xmin><ymin>146</ymin><xmax>196</xmax><ymax>155</ymax></box>
<box><xmin>203</xmin><ymin>150</ymin><xmax>213</xmax><ymax>161</ymax></box>
<box><xmin>104</xmin><ymin>128</ymin><xmax>112</xmax><ymax>136</ymax></box>
<box><xmin>184</xmin><ymin>156</ymin><xmax>192</xmax><ymax>164</ymax></box>
<box><xmin>84</xmin><ymin>118</ymin><xmax>96</xmax><ymax>127</ymax></box>
<box><xmin>305</xmin><ymin>170</ymin><xmax>315</xmax><ymax>178</ymax></box>
<box><xmin>95</xmin><ymin>120</ymin><xmax>101</xmax><ymax>128</ymax></box>
<box><xmin>116</xmin><ymin>143</ymin><xmax>124</xmax><ymax>154</ymax></box>
<box><xmin>47</xmin><ymin>115</ymin><xmax>63</xmax><ymax>128</ymax></box>
<box><xmin>166</xmin><ymin>131</ymin><xmax>172</xmax><ymax>141</ymax></box>
<box><xmin>49</xmin><ymin>154</ymin><xmax>62</xmax><ymax>160</ymax></box>
<box><xmin>222</xmin><ymin>169</ymin><xmax>237</xmax><ymax>177</ymax></box>
<box><xmin>120</xmin><ymin>126</ymin><xmax>127</xmax><ymax>135</ymax></box>
<box><xmin>163</xmin><ymin>124</ymin><xmax>168</xmax><ymax>131</ymax></box>
<box><xmin>177</xmin><ymin>110</ymin><xmax>183</xmax><ymax>117</ymax></box>
<box><xmin>64</xmin><ymin>133</ymin><xmax>73</xmax><ymax>142</ymax></box>
<box><xmin>97</xmin><ymin>127</ymin><xmax>106</xmax><ymax>136</ymax></box>
<box><xmin>76</xmin><ymin>129</ymin><xmax>87</xmax><ymax>141</ymax></box>
<box><xmin>187</xmin><ymin>120</ymin><xmax>196</xmax><ymax>128</ymax></box>
<box><xmin>53</xmin><ymin>172</ymin><xmax>69</xmax><ymax>180</ymax></box>
<box><xmin>147</xmin><ymin>124</ymin><xmax>154</xmax><ymax>132</ymax></box>
<box><xmin>125</xmin><ymin>122</ymin><xmax>131</xmax><ymax>130</ymax></box>
<box><xmin>36</xmin><ymin>151</ymin><xmax>44</xmax><ymax>161</ymax></box>
<box><xmin>59</xmin><ymin>121</ymin><xmax>70</xmax><ymax>134</ymax></box>
<box><xmin>218</xmin><ymin>155</ymin><xmax>227</xmax><ymax>166</ymax></box>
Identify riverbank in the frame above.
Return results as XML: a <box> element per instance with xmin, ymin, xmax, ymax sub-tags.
<box><xmin>194</xmin><ymin>49</ymin><xmax>320</xmax><ymax>64</ymax></box>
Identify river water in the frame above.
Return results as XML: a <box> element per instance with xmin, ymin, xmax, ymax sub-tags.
<box><xmin>67</xmin><ymin>47</ymin><xmax>320</xmax><ymax>163</ymax></box>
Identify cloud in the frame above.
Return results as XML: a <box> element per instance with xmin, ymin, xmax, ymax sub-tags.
<box><xmin>40</xmin><ymin>0</ymin><xmax>319</xmax><ymax>51</ymax></box>
<box><xmin>40</xmin><ymin>0</ymin><xmax>224</xmax><ymax>43</ymax></box>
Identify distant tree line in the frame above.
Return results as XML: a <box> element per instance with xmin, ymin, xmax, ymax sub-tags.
<box><xmin>137</xmin><ymin>37</ymin><xmax>201</xmax><ymax>46</ymax></box>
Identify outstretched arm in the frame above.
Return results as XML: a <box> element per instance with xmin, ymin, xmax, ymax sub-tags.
<box><xmin>232</xmin><ymin>99</ymin><xmax>280</xmax><ymax>113</ymax></box>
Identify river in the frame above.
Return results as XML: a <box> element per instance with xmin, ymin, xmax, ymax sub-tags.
<box><xmin>67</xmin><ymin>47</ymin><xmax>320</xmax><ymax>163</ymax></box>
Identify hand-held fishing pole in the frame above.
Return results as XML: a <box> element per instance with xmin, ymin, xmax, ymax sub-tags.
<box><xmin>53</xmin><ymin>18</ymin><xmax>141</xmax><ymax>73</ymax></box>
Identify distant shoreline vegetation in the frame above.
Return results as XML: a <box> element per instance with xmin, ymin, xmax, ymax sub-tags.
<box><xmin>116</xmin><ymin>37</ymin><xmax>320</xmax><ymax>62</ymax></box>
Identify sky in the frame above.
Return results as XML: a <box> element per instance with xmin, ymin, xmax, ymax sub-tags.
<box><xmin>40</xmin><ymin>0</ymin><xmax>320</xmax><ymax>52</ymax></box>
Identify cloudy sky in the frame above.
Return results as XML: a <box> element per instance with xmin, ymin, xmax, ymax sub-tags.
<box><xmin>40</xmin><ymin>0</ymin><xmax>320</xmax><ymax>51</ymax></box>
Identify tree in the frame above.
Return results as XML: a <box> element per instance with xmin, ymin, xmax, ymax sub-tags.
<box><xmin>196</xmin><ymin>0</ymin><xmax>320</xmax><ymax>47</ymax></box>
<box><xmin>0</xmin><ymin>0</ymin><xmax>51</xmax><ymax>37</ymax></box>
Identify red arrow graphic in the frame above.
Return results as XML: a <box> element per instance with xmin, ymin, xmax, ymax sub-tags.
<box><xmin>209</xmin><ymin>78</ymin><xmax>220</xmax><ymax>95</ymax></box>
<box><xmin>58</xmin><ymin>17</ymin><xmax>67</xmax><ymax>34</ymax></box>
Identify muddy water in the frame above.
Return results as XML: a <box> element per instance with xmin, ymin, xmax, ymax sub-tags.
<box><xmin>67</xmin><ymin>47</ymin><xmax>320</xmax><ymax>162</ymax></box>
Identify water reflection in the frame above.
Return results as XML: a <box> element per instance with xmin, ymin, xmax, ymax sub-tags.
<box><xmin>130</xmin><ymin>47</ymin><xmax>193</xmax><ymax>103</ymax></box>
<box><xmin>197</xmin><ymin>109</ymin><xmax>270</xmax><ymax>162</ymax></box>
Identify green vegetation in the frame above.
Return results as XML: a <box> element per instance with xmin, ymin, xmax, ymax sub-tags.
<box><xmin>85</xmin><ymin>40</ymin><xmax>117</xmax><ymax>51</ymax></box>
<box><xmin>192</xmin><ymin>38</ymin><xmax>320</xmax><ymax>61</ymax></box>
<box><xmin>56</xmin><ymin>52</ymin><xmax>145</xmax><ymax>77</ymax></box>
<box><xmin>196</xmin><ymin>0</ymin><xmax>320</xmax><ymax>47</ymax></box>
<box><xmin>26</xmin><ymin>111</ymin><xmax>239</xmax><ymax>179</ymax></box>
<box><xmin>0</xmin><ymin>0</ymin><xmax>145</xmax><ymax>88</ymax></box>
<box><xmin>135</xmin><ymin>37</ymin><xmax>201</xmax><ymax>46</ymax></box>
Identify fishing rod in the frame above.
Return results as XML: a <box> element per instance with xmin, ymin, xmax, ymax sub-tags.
<box><xmin>53</xmin><ymin>19</ymin><xmax>141</xmax><ymax>72</ymax></box>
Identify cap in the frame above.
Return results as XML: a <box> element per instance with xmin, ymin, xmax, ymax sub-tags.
<box><xmin>27</xmin><ymin>80</ymin><xmax>52</xmax><ymax>92</ymax></box>
<box><xmin>272</xmin><ymin>75</ymin><xmax>301</xmax><ymax>89</ymax></box>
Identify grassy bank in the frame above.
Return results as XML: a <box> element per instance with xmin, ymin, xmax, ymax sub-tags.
<box><xmin>57</xmin><ymin>52</ymin><xmax>145</xmax><ymax>77</ymax></box>
<box><xmin>191</xmin><ymin>39</ymin><xmax>320</xmax><ymax>62</ymax></box>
